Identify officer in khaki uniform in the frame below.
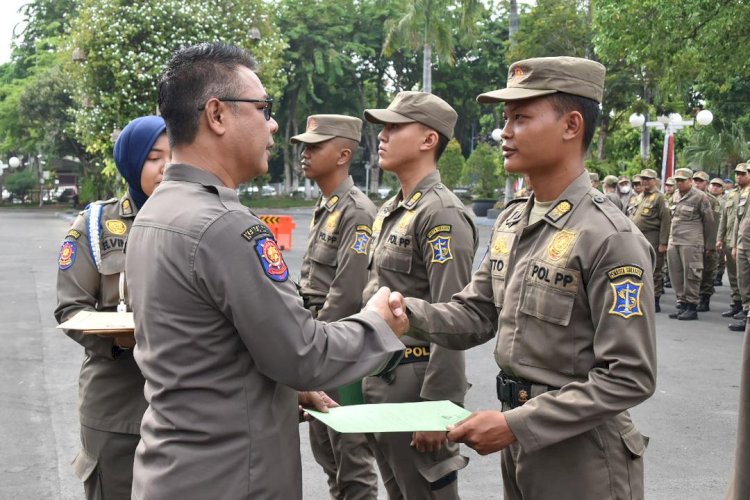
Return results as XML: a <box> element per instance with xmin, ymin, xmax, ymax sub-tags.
<box><xmin>399</xmin><ymin>57</ymin><xmax>656</xmax><ymax>500</ymax></box>
<box><xmin>362</xmin><ymin>91</ymin><xmax>478</xmax><ymax>499</ymax></box>
<box><xmin>730</xmin><ymin>163</ymin><xmax>750</xmax><ymax>331</ymax></box>
<box><xmin>629</xmin><ymin>168</ymin><xmax>670</xmax><ymax>312</ymax></box>
<box><xmin>692</xmin><ymin>170</ymin><xmax>721</xmax><ymax>311</ymax></box>
<box><xmin>292</xmin><ymin>115</ymin><xmax>379</xmax><ymax>500</ymax></box>
<box><xmin>723</xmin><ymin>165</ymin><xmax>750</xmax><ymax>321</ymax></box>
<box><xmin>710</xmin><ymin>178</ymin><xmax>727</xmax><ymax>286</ymax></box>
<box><xmin>667</xmin><ymin>168</ymin><xmax>715</xmax><ymax>320</ymax></box>
<box><xmin>55</xmin><ymin>116</ymin><xmax>169</xmax><ymax>499</ymax></box>
<box><xmin>603</xmin><ymin>174</ymin><xmax>624</xmax><ymax>211</ymax></box>
<box><xmin>124</xmin><ymin>42</ymin><xmax>406</xmax><ymax>500</ymax></box>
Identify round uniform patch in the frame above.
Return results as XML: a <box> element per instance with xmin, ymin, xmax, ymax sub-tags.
<box><xmin>105</xmin><ymin>219</ymin><xmax>127</xmax><ymax>235</ymax></box>
<box><xmin>254</xmin><ymin>237</ymin><xmax>289</xmax><ymax>282</ymax></box>
<box><xmin>58</xmin><ymin>240</ymin><xmax>77</xmax><ymax>270</ymax></box>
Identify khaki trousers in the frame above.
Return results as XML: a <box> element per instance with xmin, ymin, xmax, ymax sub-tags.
<box><xmin>667</xmin><ymin>245</ymin><xmax>704</xmax><ymax>305</ymax></box>
<box><xmin>724</xmin><ymin>245</ymin><xmax>741</xmax><ymax>302</ymax></box>
<box><xmin>700</xmin><ymin>250</ymin><xmax>719</xmax><ymax>296</ymax></box>
<box><xmin>642</xmin><ymin>231</ymin><xmax>665</xmax><ymax>298</ymax></box>
<box><xmin>363</xmin><ymin>363</ymin><xmax>467</xmax><ymax>500</ymax></box>
<box><xmin>501</xmin><ymin>411</ymin><xmax>647</xmax><ymax>500</ymax></box>
<box><xmin>309</xmin><ymin>418</ymin><xmax>378</xmax><ymax>500</ymax></box>
<box><xmin>737</xmin><ymin>248</ymin><xmax>750</xmax><ymax>309</ymax></box>
<box><xmin>74</xmin><ymin>425</ymin><xmax>140</xmax><ymax>500</ymax></box>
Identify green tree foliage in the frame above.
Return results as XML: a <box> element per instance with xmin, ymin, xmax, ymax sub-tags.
<box><xmin>4</xmin><ymin>169</ymin><xmax>37</xmax><ymax>201</ymax></box>
<box><xmin>463</xmin><ymin>142</ymin><xmax>501</xmax><ymax>198</ymax></box>
<box><xmin>437</xmin><ymin>139</ymin><xmax>465</xmax><ymax>189</ymax></box>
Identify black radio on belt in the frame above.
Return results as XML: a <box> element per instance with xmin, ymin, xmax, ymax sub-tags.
<box><xmin>496</xmin><ymin>372</ymin><xmax>533</xmax><ymax>409</ymax></box>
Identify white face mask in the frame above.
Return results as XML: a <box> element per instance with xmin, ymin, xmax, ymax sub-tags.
<box><xmin>619</xmin><ymin>185</ymin><xmax>631</xmax><ymax>194</ymax></box>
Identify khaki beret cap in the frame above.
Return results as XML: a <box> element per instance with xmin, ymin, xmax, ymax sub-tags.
<box><xmin>639</xmin><ymin>168</ymin><xmax>658</xmax><ymax>179</ymax></box>
<box><xmin>710</xmin><ymin>177</ymin><xmax>724</xmax><ymax>186</ymax></box>
<box><xmin>618</xmin><ymin>176</ymin><xmax>630</xmax><ymax>184</ymax></box>
<box><xmin>735</xmin><ymin>163</ymin><xmax>748</xmax><ymax>173</ymax></box>
<box><xmin>692</xmin><ymin>171</ymin><xmax>709</xmax><ymax>182</ymax></box>
<box><xmin>477</xmin><ymin>56</ymin><xmax>606</xmax><ymax>104</ymax></box>
<box><xmin>674</xmin><ymin>168</ymin><xmax>694</xmax><ymax>180</ymax></box>
<box><xmin>589</xmin><ymin>172</ymin><xmax>600</xmax><ymax>182</ymax></box>
<box><xmin>603</xmin><ymin>175</ymin><xmax>619</xmax><ymax>186</ymax></box>
<box><xmin>665</xmin><ymin>177</ymin><xmax>676</xmax><ymax>186</ymax></box>
<box><xmin>291</xmin><ymin>114</ymin><xmax>362</xmax><ymax>144</ymax></box>
<box><xmin>364</xmin><ymin>91</ymin><xmax>457</xmax><ymax>139</ymax></box>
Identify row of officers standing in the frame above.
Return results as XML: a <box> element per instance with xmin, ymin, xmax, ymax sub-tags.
<box><xmin>594</xmin><ymin>164</ymin><xmax>750</xmax><ymax>328</ymax></box>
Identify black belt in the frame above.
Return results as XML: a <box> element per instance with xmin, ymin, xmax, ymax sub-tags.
<box><xmin>496</xmin><ymin>372</ymin><xmax>558</xmax><ymax>409</ymax></box>
<box><xmin>400</xmin><ymin>345</ymin><xmax>430</xmax><ymax>365</ymax></box>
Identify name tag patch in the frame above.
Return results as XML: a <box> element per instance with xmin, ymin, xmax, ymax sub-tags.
<box><xmin>525</xmin><ymin>259</ymin><xmax>580</xmax><ymax>292</ymax></box>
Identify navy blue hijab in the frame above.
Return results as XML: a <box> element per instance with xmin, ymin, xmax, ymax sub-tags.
<box><xmin>113</xmin><ymin>116</ymin><xmax>167</xmax><ymax>208</ymax></box>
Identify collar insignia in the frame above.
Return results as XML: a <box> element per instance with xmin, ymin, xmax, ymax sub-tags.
<box><xmin>545</xmin><ymin>200</ymin><xmax>573</xmax><ymax>222</ymax></box>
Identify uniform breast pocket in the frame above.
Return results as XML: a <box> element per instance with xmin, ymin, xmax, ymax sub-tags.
<box><xmin>677</xmin><ymin>204</ymin><xmax>695</xmax><ymax>218</ymax></box>
<box><xmin>378</xmin><ymin>249</ymin><xmax>413</xmax><ymax>274</ymax></box>
<box><xmin>311</xmin><ymin>244</ymin><xmax>338</xmax><ymax>267</ymax></box>
<box><xmin>520</xmin><ymin>281</ymin><xmax>576</xmax><ymax>326</ymax></box>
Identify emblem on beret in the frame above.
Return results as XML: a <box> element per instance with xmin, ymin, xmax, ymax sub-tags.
<box><xmin>609</xmin><ymin>279</ymin><xmax>643</xmax><ymax>319</ymax></box>
<box><xmin>307</xmin><ymin>117</ymin><xmax>318</xmax><ymax>131</ymax></box>
<box><xmin>429</xmin><ymin>235</ymin><xmax>453</xmax><ymax>264</ymax></box>
<box><xmin>510</xmin><ymin>66</ymin><xmax>526</xmax><ymax>81</ymax></box>
<box><xmin>58</xmin><ymin>240</ymin><xmax>77</xmax><ymax>270</ymax></box>
<box><xmin>254</xmin><ymin>237</ymin><xmax>288</xmax><ymax>282</ymax></box>
<box><xmin>546</xmin><ymin>229</ymin><xmax>577</xmax><ymax>262</ymax></box>
<box><xmin>105</xmin><ymin>219</ymin><xmax>127</xmax><ymax>235</ymax></box>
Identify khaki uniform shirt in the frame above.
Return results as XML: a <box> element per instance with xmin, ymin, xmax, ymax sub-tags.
<box><xmin>125</xmin><ymin>164</ymin><xmax>403</xmax><ymax>500</ymax></box>
<box><xmin>668</xmin><ymin>187</ymin><xmax>715</xmax><ymax>248</ymax></box>
<box><xmin>718</xmin><ymin>189</ymin><xmax>739</xmax><ymax>246</ymax></box>
<box><xmin>605</xmin><ymin>191</ymin><xmax>623</xmax><ymax>211</ymax></box>
<box><xmin>363</xmin><ymin>171</ymin><xmax>478</xmax><ymax>404</ymax></box>
<box><xmin>405</xmin><ymin>171</ymin><xmax>657</xmax><ymax>453</ymax></box>
<box><xmin>734</xmin><ymin>187</ymin><xmax>750</xmax><ymax>250</ymax></box>
<box><xmin>54</xmin><ymin>193</ymin><xmax>146</xmax><ymax>435</ymax></box>
<box><xmin>630</xmin><ymin>190</ymin><xmax>671</xmax><ymax>246</ymax></box>
<box><xmin>299</xmin><ymin>176</ymin><xmax>376</xmax><ymax>321</ymax></box>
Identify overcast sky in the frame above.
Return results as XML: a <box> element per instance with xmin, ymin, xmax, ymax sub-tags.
<box><xmin>0</xmin><ymin>0</ymin><xmax>28</xmax><ymax>64</ymax></box>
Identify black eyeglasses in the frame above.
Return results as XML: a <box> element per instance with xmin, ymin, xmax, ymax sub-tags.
<box><xmin>198</xmin><ymin>98</ymin><xmax>274</xmax><ymax>121</ymax></box>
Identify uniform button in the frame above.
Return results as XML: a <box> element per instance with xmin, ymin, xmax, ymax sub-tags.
<box><xmin>594</xmin><ymin>195</ymin><xmax>605</xmax><ymax>203</ymax></box>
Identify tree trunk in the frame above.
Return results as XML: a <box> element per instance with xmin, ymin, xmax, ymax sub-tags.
<box><xmin>597</xmin><ymin>112</ymin><xmax>609</xmax><ymax>160</ymax></box>
<box><xmin>422</xmin><ymin>43</ymin><xmax>432</xmax><ymax>93</ymax></box>
<box><xmin>282</xmin><ymin>88</ymin><xmax>299</xmax><ymax>194</ymax></box>
<box><xmin>509</xmin><ymin>0</ymin><xmax>519</xmax><ymax>41</ymax></box>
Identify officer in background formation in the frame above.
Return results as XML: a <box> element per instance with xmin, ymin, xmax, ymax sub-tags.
<box><xmin>618</xmin><ymin>175</ymin><xmax>635</xmax><ymax>212</ymax></box>
<box><xmin>691</xmin><ymin>171</ymin><xmax>721</xmax><ymax>312</ymax></box>
<box><xmin>589</xmin><ymin>171</ymin><xmax>600</xmax><ymax>189</ymax></box>
<box><xmin>717</xmin><ymin>170</ymin><xmax>743</xmax><ymax>319</ymax></box>
<box><xmin>362</xmin><ymin>91</ymin><xmax>479</xmax><ymax>499</ymax></box>
<box><xmin>398</xmin><ymin>56</ymin><xmax>656</xmax><ymax>500</ymax></box>
<box><xmin>629</xmin><ymin>168</ymin><xmax>670</xmax><ymax>312</ymax></box>
<box><xmin>602</xmin><ymin>174</ymin><xmax>624</xmax><ymax>211</ymax></box>
<box><xmin>667</xmin><ymin>168</ymin><xmax>715</xmax><ymax>320</ymax></box>
<box><xmin>55</xmin><ymin>116</ymin><xmax>169</xmax><ymax>499</ymax></box>
<box><xmin>292</xmin><ymin>115</ymin><xmax>379</xmax><ymax>499</ymax></box>
<box><xmin>124</xmin><ymin>42</ymin><xmax>407</xmax><ymax>500</ymax></box>
<box><xmin>730</xmin><ymin>163</ymin><xmax>750</xmax><ymax>332</ymax></box>
<box><xmin>710</xmin><ymin>178</ymin><xmax>727</xmax><ymax>286</ymax></box>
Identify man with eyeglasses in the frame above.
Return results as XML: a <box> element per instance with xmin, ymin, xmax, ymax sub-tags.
<box><xmin>692</xmin><ymin>171</ymin><xmax>721</xmax><ymax>312</ymax></box>
<box><xmin>124</xmin><ymin>42</ymin><xmax>408</xmax><ymax>500</ymax></box>
<box><xmin>666</xmin><ymin>168</ymin><xmax>716</xmax><ymax>320</ymax></box>
<box><xmin>730</xmin><ymin>163</ymin><xmax>750</xmax><ymax>331</ymax></box>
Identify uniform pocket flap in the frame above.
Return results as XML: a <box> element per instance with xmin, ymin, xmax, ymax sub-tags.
<box><xmin>310</xmin><ymin>244</ymin><xmax>338</xmax><ymax>266</ymax></box>
<box><xmin>417</xmin><ymin>453</ymin><xmax>469</xmax><ymax>483</ymax></box>
<box><xmin>620</xmin><ymin>427</ymin><xmax>649</xmax><ymax>458</ymax></box>
<box><xmin>378</xmin><ymin>250</ymin><xmax>412</xmax><ymax>274</ymax></box>
<box><xmin>71</xmin><ymin>448</ymin><xmax>97</xmax><ymax>482</ymax></box>
<box><xmin>520</xmin><ymin>282</ymin><xmax>576</xmax><ymax>326</ymax></box>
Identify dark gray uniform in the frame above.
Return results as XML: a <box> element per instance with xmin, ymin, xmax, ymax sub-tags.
<box><xmin>405</xmin><ymin>171</ymin><xmax>656</xmax><ymax>500</ymax></box>
<box><xmin>300</xmin><ymin>176</ymin><xmax>379</xmax><ymax>500</ymax></box>
<box><xmin>125</xmin><ymin>164</ymin><xmax>404</xmax><ymax>500</ymax></box>
<box><xmin>362</xmin><ymin>171</ymin><xmax>478</xmax><ymax>499</ymax></box>
<box><xmin>54</xmin><ymin>193</ymin><xmax>146</xmax><ymax>500</ymax></box>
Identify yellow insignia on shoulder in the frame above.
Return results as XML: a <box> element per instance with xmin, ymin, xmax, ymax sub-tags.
<box><xmin>372</xmin><ymin>214</ymin><xmax>385</xmax><ymax>235</ymax></box>
<box><xmin>403</xmin><ymin>191</ymin><xmax>423</xmax><ymax>209</ymax></box>
<box><xmin>546</xmin><ymin>229</ymin><xmax>577</xmax><ymax>262</ymax></box>
<box><xmin>66</xmin><ymin>229</ymin><xmax>81</xmax><ymax>240</ymax></box>
<box><xmin>325</xmin><ymin>195</ymin><xmax>340</xmax><ymax>210</ymax></box>
<box><xmin>642</xmin><ymin>207</ymin><xmax>651</xmax><ymax>215</ymax></box>
<box><xmin>325</xmin><ymin>211</ymin><xmax>341</xmax><ymax>232</ymax></box>
<box><xmin>121</xmin><ymin>198</ymin><xmax>133</xmax><ymax>216</ymax></box>
<box><xmin>395</xmin><ymin>210</ymin><xmax>417</xmax><ymax>235</ymax></box>
<box><xmin>609</xmin><ymin>279</ymin><xmax>643</xmax><ymax>319</ymax></box>
<box><xmin>426</xmin><ymin>224</ymin><xmax>451</xmax><ymax>239</ymax></box>
<box><xmin>105</xmin><ymin>219</ymin><xmax>127</xmax><ymax>235</ymax></box>
<box><xmin>545</xmin><ymin>200</ymin><xmax>572</xmax><ymax>222</ymax></box>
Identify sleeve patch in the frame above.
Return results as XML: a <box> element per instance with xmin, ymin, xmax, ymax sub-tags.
<box><xmin>254</xmin><ymin>236</ymin><xmax>289</xmax><ymax>282</ymax></box>
<box><xmin>241</xmin><ymin>224</ymin><xmax>273</xmax><ymax>241</ymax></box>
<box><xmin>428</xmin><ymin>235</ymin><xmax>453</xmax><ymax>264</ymax></box>
<box><xmin>609</xmin><ymin>280</ymin><xmax>643</xmax><ymax>319</ymax></box>
<box><xmin>606</xmin><ymin>265</ymin><xmax>644</xmax><ymax>281</ymax></box>
<box><xmin>58</xmin><ymin>240</ymin><xmax>77</xmax><ymax>270</ymax></box>
<box><xmin>427</xmin><ymin>224</ymin><xmax>452</xmax><ymax>239</ymax></box>
<box><xmin>355</xmin><ymin>224</ymin><xmax>372</xmax><ymax>235</ymax></box>
<box><xmin>351</xmin><ymin>230</ymin><xmax>372</xmax><ymax>255</ymax></box>
<box><xmin>66</xmin><ymin>229</ymin><xmax>81</xmax><ymax>240</ymax></box>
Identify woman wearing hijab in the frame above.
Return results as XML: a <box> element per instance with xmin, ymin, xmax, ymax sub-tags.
<box><xmin>55</xmin><ymin>116</ymin><xmax>169</xmax><ymax>500</ymax></box>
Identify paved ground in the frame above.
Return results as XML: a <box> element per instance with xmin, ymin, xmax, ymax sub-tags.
<box><xmin>0</xmin><ymin>207</ymin><xmax>743</xmax><ymax>499</ymax></box>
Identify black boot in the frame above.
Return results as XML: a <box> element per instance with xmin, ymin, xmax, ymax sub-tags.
<box><xmin>678</xmin><ymin>303</ymin><xmax>698</xmax><ymax>320</ymax></box>
<box><xmin>664</xmin><ymin>276</ymin><xmax>672</xmax><ymax>288</ymax></box>
<box><xmin>697</xmin><ymin>294</ymin><xmax>711</xmax><ymax>312</ymax></box>
<box><xmin>714</xmin><ymin>276</ymin><xmax>723</xmax><ymax>286</ymax></box>
<box><xmin>734</xmin><ymin>309</ymin><xmax>748</xmax><ymax>321</ymax></box>
<box><xmin>669</xmin><ymin>303</ymin><xmax>685</xmax><ymax>319</ymax></box>
<box><xmin>729</xmin><ymin>318</ymin><xmax>748</xmax><ymax>332</ymax></box>
<box><xmin>655</xmin><ymin>296</ymin><xmax>661</xmax><ymax>313</ymax></box>
<box><xmin>722</xmin><ymin>301</ymin><xmax>743</xmax><ymax>318</ymax></box>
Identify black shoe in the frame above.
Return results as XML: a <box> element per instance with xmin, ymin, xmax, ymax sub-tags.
<box><xmin>664</xmin><ymin>280</ymin><xmax>672</xmax><ymax>289</ymax></box>
<box><xmin>729</xmin><ymin>319</ymin><xmax>747</xmax><ymax>332</ymax></box>
<box><xmin>655</xmin><ymin>297</ymin><xmax>661</xmax><ymax>313</ymax></box>
<box><xmin>722</xmin><ymin>301</ymin><xmax>743</xmax><ymax>317</ymax></box>
<box><xmin>714</xmin><ymin>278</ymin><xmax>723</xmax><ymax>287</ymax></box>
<box><xmin>669</xmin><ymin>303</ymin><xmax>685</xmax><ymax>319</ymax></box>
<box><xmin>678</xmin><ymin>303</ymin><xmax>698</xmax><ymax>320</ymax></box>
<box><xmin>734</xmin><ymin>309</ymin><xmax>748</xmax><ymax>321</ymax></box>
<box><xmin>697</xmin><ymin>295</ymin><xmax>711</xmax><ymax>312</ymax></box>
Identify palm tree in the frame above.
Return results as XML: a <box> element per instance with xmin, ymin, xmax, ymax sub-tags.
<box><xmin>382</xmin><ymin>0</ymin><xmax>482</xmax><ymax>93</ymax></box>
<box><xmin>685</xmin><ymin>123</ymin><xmax>750</xmax><ymax>177</ymax></box>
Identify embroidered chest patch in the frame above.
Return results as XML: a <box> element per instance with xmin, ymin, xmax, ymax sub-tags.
<box><xmin>546</xmin><ymin>229</ymin><xmax>578</xmax><ymax>263</ymax></box>
<box><xmin>254</xmin><ymin>237</ymin><xmax>289</xmax><ymax>282</ymax></box>
<box><xmin>105</xmin><ymin>219</ymin><xmax>127</xmax><ymax>235</ymax></box>
<box><xmin>609</xmin><ymin>280</ymin><xmax>643</xmax><ymax>319</ymax></box>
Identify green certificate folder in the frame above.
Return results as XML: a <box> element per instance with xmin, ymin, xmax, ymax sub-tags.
<box><xmin>306</xmin><ymin>400</ymin><xmax>472</xmax><ymax>433</ymax></box>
